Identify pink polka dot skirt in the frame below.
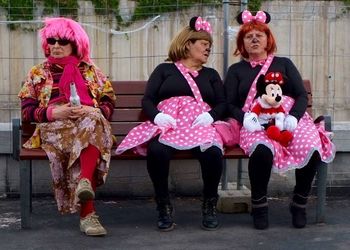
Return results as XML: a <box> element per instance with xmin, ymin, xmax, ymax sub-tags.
<box><xmin>116</xmin><ymin>96</ymin><xmax>223</xmax><ymax>156</ymax></box>
<box><xmin>240</xmin><ymin>96</ymin><xmax>336</xmax><ymax>173</ymax></box>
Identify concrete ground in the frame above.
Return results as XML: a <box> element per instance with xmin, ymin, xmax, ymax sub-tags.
<box><xmin>0</xmin><ymin>195</ymin><xmax>350</xmax><ymax>250</ymax></box>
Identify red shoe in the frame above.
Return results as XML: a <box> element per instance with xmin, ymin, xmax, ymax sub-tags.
<box><xmin>266</xmin><ymin>126</ymin><xmax>281</xmax><ymax>141</ymax></box>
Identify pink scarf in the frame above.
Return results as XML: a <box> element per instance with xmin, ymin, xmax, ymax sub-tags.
<box><xmin>48</xmin><ymin>56</ymin><xmax>94</xmax><ymax>106</ymax></box>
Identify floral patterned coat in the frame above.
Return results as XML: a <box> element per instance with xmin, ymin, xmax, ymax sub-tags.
<box><xmin>18</xmin><ymin>60</ymin><xmax>116</xmax><ymax>148</ymax></box>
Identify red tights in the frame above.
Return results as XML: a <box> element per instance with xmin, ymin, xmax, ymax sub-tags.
<box><xmin>79</xmin><ymin>144</ymin><xmax>100</xmax><ymax>218</ymax></box>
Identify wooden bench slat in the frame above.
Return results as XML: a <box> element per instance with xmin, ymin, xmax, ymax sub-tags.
<box><xmin>20</xmin><ymin>148</ymin><xmax>48</xmax><ymax>160</ymax></box>
<box><xmin>110</xmin><ymin>122</ymin><xmax>143</xmax><ymax>135</ymax></box>
<box><xmin>112</xmin><ymin>82</ymin><xmax>146</xmax><ymax>94</ymax></box>
<box><xmin>115</xmin><ymin>96</ymin><xmax>143</xmax><ymax>108</ymax></box>
<box><xmin>111</xmin><ymin>109</ymin><xmax>144</xmax><ymax>122</ymax></box>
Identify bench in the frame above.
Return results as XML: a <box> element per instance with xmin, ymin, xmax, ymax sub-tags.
<box><xmin>12</xmin><ymin>80</ymin><xmax>331</xmax><ymax>229</ymax></box>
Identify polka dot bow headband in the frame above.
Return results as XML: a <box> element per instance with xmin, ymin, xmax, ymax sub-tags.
<box><xmin>236</xmin><ymin>10</ymin><xmax>271</xmax><ymax>24</ymax></box>
<box><xmin>189</xmin><ymin>16</ymin><xmax>212</xmax><ymax>34</ymax></box>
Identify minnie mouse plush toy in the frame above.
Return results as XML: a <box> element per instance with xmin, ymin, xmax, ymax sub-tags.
<box><xmin>243</xmin><ymin>72</ymin><xmax>293</xmax><ymax>147</ymax></box>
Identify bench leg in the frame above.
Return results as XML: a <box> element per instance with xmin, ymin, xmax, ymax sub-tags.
<box><xmin>316</xmin><ymin>162</ymin><xmax>328</xmax><ymax>223</ymax></box>
<box><xmin>221</xmin><ymin>159</ymin><xmax>244</xmax><ymax>190</ymax></box>
<box><xmin>236</xmin><ymin>159</ymin><xmax>243</xmax><ymax>190</ymax></box>
<box><xmin>221</xmin><ymin>159</ymin><xmax>228</xmax><ymax>190</ymax></box>
<box><xmin>20</xmin><ymin>160</ymin><xmax>32</xmax><ymax>229</ymax></box>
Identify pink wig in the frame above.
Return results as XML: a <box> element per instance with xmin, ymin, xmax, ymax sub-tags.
<box><xmin>40</xmin><ymin>17</ymin><xmax>91</xmax><ymax>62</ymax></box>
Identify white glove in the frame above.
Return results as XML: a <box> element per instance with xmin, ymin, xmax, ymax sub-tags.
<box><xmin>284</xmin><ymin>114</ymin><xmax>298</xmax><ymax>131</ymax></box>
<box><xmin>275</xmin><ymin>112</ymin><xmax>285</xmax><ymax>131</ymax></box>
<box><xmin>154</xmin><ymin>113</ymin><xmax>176</xmax><ymax>128</ymax></box>
<box><xmin>243</xmin><ymin>112</ymin><xmax>263</xmax><ymax>132</ymax></box>
<box><xmin>192</xmin><ymin>112</ymin><xmax>214</xmax><ymax>127</ymax></box>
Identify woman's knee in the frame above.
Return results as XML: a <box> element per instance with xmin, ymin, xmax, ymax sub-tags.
<box><xmin>251</xmin><ymin>144</ymin><xmax>273</xmax><ymax>161</ymax></box>
<box><xmin>204</xmin><ymin>146</ymin><xmax>223</xmax><ymax>158</ymax></box>
<box><xmin>147</xmin><ymin>139</ymin><xmax>173</xmax><ymax>160</ymax></box>
<box><xmin>196</xmin><ymin>146</ymin><xmax>223</xmax><ymax>164</ymax></box>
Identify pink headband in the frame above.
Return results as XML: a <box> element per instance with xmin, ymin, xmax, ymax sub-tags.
<box><xmin>236</xmin><ymin>10</ymin><xmax>271</xmax><ymax>25</ymax></box>
<box><xmin>189</xmin><ymin>16</ymin><xmax>212</xmax><ymax>34</ymax></box>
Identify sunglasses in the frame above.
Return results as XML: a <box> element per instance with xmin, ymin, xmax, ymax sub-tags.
<box><xmin>46</xmin><ymin>38</ymin><xmax>71</xmax><ymax>46</ymax></box>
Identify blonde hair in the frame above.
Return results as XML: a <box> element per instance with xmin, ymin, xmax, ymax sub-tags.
<box><xmin>167</xmin><ymin>26</ymin><xmax>213</xmax><ymax>62</ymax></box>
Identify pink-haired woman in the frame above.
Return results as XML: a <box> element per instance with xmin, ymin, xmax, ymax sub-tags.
<box><xmin>18</xmin><ymin>17</ymin><xmax>116</xmax><ymax>236</ymax></box>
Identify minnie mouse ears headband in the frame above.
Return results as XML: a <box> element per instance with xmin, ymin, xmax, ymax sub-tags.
<box><xmin>189</xmin><ymin>16</ymin><xmax>212</xmax><ymax>34</ymax></box>
<box><xmin>236</xmin><ymin>10</ymin><xmax>271</xmax><ymax>25</ymax></box>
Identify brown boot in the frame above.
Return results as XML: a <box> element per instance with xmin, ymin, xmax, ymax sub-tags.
<box><xmin>290</xmin><ymin>194</ymin><xmax>308</xmax><ymax>228</ymax></box>
<box><xmin>251</xmin><ymin>197</ymin><xmax>269</xmax><ymax>230</ymax></box>
<box><xmin>251</xmin><ymin>205</ymin><xmax>269</xmax><ymax>230</ymax></box>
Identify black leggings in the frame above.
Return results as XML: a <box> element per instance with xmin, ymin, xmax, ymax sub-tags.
<box><xmin>146</xmin><ymin>137</ymin><xmax>223</xmax><ymax>199</ymax></box>
<box><xmin>248</xmin><ymin>144</ymin><xmax>318</xmax><ymax>203</ymax></box>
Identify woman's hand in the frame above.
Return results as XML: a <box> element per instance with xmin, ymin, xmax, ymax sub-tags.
<box><xmin>192</xmin><ymin>112</ymin><xmax>214</xmax><ymax>127</ymax></box>
<box><xmin>52</xmin><ymin>104</ymin><xmax>97</xmax><ymax>120</ymax></box>
<box><xmin>71</xmin><ymin>105</ymin><xmax>98</xmax><ymax>117</ymax></box>
<box><xmin>154</xmin><ymin>112</ymin><xmax>176</xmax><ymax>128</ymax></box>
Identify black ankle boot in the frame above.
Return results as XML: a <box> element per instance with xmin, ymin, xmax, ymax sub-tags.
<box><xmin>201</xmin><ymin>197</ymin><xmax>219</xmax><ymax>231</ymax></box>
<box><xmin>290</xmin><ymin>193</ymin><xmax>308</xmax><ymax>228</ymax></box>
<box><xmin>251</xmin><ymin>205</ymin><xmax>269</xmax><ymax>230</ymax></box>
<box><xmin>290</xmin><ymin>202</ymin><xmax>307</xmax><ymax>228</ymax></box>
<box><xmin>156</xmin><ymin>198</ymin><xmax>174</xmax><ymax>231</ymax></box>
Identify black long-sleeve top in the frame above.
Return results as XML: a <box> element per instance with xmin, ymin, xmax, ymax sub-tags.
<box><xmin>142</xmin><ymin>63</ymin><xmax>226</xmax><ymax>122</ymax></box>
<box><xmin>224</xmin><ymin>56</ymin><xmax>308</xmax><ymax>124</ymax></box>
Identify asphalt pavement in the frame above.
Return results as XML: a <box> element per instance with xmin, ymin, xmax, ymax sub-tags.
<box><xmin>0</xmin><ymin>195</ymin><xmax>350</xmax><ymax>250</ymax></box>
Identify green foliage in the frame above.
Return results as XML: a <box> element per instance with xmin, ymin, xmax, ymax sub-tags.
<box><xmin>343</xmin><ymin>0</ymin><xmax>350</xmax><ymax>10</ymax></box>
<box><xmin>247</xmin><ymin>0</ymin><xmax>262</xmax><ymax>12</ymax></box>
<box><xmin>91</xmin><ymin>0</ymin><xmax>119</xmax><ymax>16</ymax></box>
<box><xmin>42</xmin><ymin>0</ymin><xmax>79</xmax><ymax>17</ymax></box>
<box><xmin>0</xmin><ymin>0</ymin><xmax>34</xmax><ymax>21</ymax></box>
<box><xmin>133</xmin><ymin>0</ymin><xmax>220</xmax><ymax>21</ymax></box>
<box><xmin>0</xmin><ymin>0</ymin><xmax>221</xmax><ymax>26</ymax></box>
<box><xmin>90</xmin><ymin>0</ymin><xmax>123</xmax><ymax>23</ymax></box>
<box><xmin>0</xmin><ymin>0</ymin><xmax>79</xmax><ymax>21</ymax></box>
<box><xmin>0</xmin><ymin>0</ymin><xmax>35</xmax><ymax>29</ymax></box>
